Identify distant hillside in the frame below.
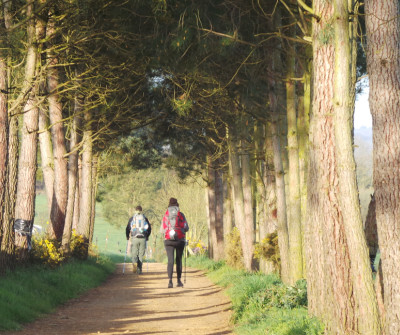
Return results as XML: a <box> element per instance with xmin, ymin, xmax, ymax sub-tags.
<box><xmin>354</xmin><ymin>127</ymin><xmax>373</xmax><ymax>221</ymax></box>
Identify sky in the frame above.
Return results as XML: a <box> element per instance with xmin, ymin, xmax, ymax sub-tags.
<box><xmin>354</xmin><ymin>81</ymin><xmax>372</xmax><ymax>129</ymax></box>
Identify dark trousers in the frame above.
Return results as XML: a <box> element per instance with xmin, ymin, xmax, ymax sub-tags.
<box><xmin>164</xmin><ymin>240</ymin><xmax>185</xmax><ymax>280</ymax></box>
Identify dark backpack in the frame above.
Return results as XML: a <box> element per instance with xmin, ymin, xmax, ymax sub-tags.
<box><xmin>130</xmin><ymin>213</ymin><xmax>149</xmax><ymax>238</ymax></box>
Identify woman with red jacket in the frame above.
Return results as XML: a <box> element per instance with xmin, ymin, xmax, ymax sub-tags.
<box><xmin>160</xmin><ymin>197</ymin><xmax>189</xmax><ymax>288</ymax></box>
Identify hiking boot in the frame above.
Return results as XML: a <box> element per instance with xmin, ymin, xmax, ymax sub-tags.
<box><xmin>168</xmin><ymin>280</ymin><xmax>173</xmax><ymax>288</ymax></box>
<box><xmin>177</xmin><ymin>279</ymin><xmax>184</xmax><ymax>287</ymax></box>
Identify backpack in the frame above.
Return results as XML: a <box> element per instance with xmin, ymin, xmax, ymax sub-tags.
<box><xmin>165</xmin><ymin>207</ymin><xmax>185</xmax><ymax>240</ymax></box>
<box><xmin>130</xmin><ymin>213</ymin><xmax>149</xmax><ymax>238</ymax></box>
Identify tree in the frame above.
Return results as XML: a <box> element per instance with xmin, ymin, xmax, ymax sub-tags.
<box><xmin>365</xmin><ymin>0</ymin><xmax>400</xmax><ymax>332</ymax></box>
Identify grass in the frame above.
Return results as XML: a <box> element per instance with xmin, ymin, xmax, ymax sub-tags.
<box><xmin>186</xmin><ymin>255</ymin><xmax>324</xmax><ymax>335</ymax></box>
<box><xmin>0</xmin><ymin>256</ymin><xmax>115</xmax><ymax>331</ymax></box>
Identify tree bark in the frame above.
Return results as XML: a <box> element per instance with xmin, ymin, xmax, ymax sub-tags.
<box><xmin>270</xmin><ymin>118</ymin><xmax>290</xmax><ymax>283</ymax></box>
<box><xmin>306</xmin><ymin>1</ymin><xmax>356</xmax><ymax>333</ymax></box>
<box><xmin>47</xmin><ymin>11</ymin><xmax>68</xmax><ymax>241</ymax></box>
<box><xmin>286</xmin><ymin>40</ymin><xmax>303</xmax><ymax>284</ymax></box>
<box><xmin>365</xmin><ymin>0</ymin><xmax>400</xmax><ymax>333</ymax></box>
<box><xmin>62</xmin><ymin>105</ymin><xmax>82</xmax><ymax>251</ymax></box>
<box><xmin>207</xmin><ymin>158</ymin><xmax>216</xmax><ymax>259</ymax></box>
<box><xmin>228</xmin><ymin>135</ymin><xmax>248</xmax><ymax>269</ymax></box>
<box><xmin>14</xmin><ymin>0</ymin><xmax>38</xmax><ymax>256</ymax></box>
<box><xmin>333</xmin><ymin>1</ymin><xmax>381</xmax><ymax>333</ymax></box>
<box><xmin>241</xmin><ymin>141</ymin><xmax>255</xmax><ymax>269</ymax></box>
<box><xmin>214</xmin><ymin>167</ymin><xmax>225</xmax><ymax>260</ymax></box>
<box><xmin>78</xmin><ymin>109</ymin><xmax>93</xmax><ymax>243</ymax></box>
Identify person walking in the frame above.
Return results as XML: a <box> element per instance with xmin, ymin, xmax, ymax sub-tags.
<box><xmin>126</xmin><ymin>205</ymin><xmax>151</xmax><ymax>274</ymax></box>
<box><xmin>161</xmin><ymin>197</ymin><xmax>189</xmax><ymax>288</ymax></box>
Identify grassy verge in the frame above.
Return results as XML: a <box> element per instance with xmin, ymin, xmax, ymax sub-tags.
<box><xmin>0</xmin><ymin>256</ymin><xmax>115</xmax><ymax>331</ymax></box>
<box><xmin>186</xmin><ymin>256</ymin><xmax>324</xmax><ymax>335</ymax></box>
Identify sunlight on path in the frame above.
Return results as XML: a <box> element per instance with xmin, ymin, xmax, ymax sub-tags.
<box><xmin>4</xmin><ymin>263</ymin><xmax>233</xmax><ymax>335</ymax></box>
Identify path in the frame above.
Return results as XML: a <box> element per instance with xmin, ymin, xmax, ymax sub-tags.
<box><xmin>3</xmin><ymin>263</ymin><xmax>233</xmax><ymax>335</ymax></box>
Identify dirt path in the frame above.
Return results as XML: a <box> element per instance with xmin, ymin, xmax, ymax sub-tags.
<box><xmin>3</xmin><ymin>263</ymin><xmax>233</xmax><ymax>335</ymax></box>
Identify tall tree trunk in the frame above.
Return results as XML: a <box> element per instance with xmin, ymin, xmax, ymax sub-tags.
<box><xmin>263</xmin><ymin>125</ymin><xmax>278</xmax><ymax>274</ymax></box>
<box><xmin>333</xmin><ymin>1</ymin><xmax>381</xmax><ymax>333</ymax></box>
<box><xmin>223</xmin><ymin>174</ymin><xmax>233</xmax><ymax>236</ymax></box>
<box><xmin>38</xmin><ymin>106</ymin><xmax>54</xmax><ymax>216</ymax></box>
<box><xmin>269</xmin><ymin>118</ymin><xmax>290</xmax><ymax>283</ymax></box>
<box><xmin>214</xmin><ymin>166</ymin><xmax>224</xmax><ymax>260</ymax></box>
<box><xmin>207</xmin><ymin>157</ymin><xmax>216</xmax><ymax>259</ymax></box>
<box><xmin>286</xmin><ymin>40</ymin><xmax>303</xmax><ymax>284</ymax></box>
<box><xmin>298</xmin><ymin>54</ymin><xmax>311</xmax><ymax>277</ymax></box>
<box><xmin>241</xmin><ymin>140</ymin><xmax>255</xmax><ymax>269</ymax></box>
<box><xmin>47</xmin><ymin>11</ymin><xmax>68</xmax><ymax>241</ymax></box>
<box><xmin>366</xmin><ymin>0</ymin><xmax>400</xmax><ymax>333</ymax></box>
<box><xmin>228</xmin><ymin>135</ymin><xmax>248</xmax><ymax>269</ymax></box>
<box><xmin>89</xmin><ymin>154</ymin><xmax>99</xmax><ymax>244</ymax></box>
<box><xmin>0</xmin><ymin>44</ymin><xmax>9</xmax><ymax>270</ymax></box>
<box><xmin>14</xmin><ymin>0</ymin><xmax>38</xmax><ymax>257</ymax></box>
<box><xmin>306</xmin><ymin>1</ymin><xmax>356</xmax><ymax>333</ymax></box>
<box><xmin>62</xmin><ymin>106</ymin><xmax>82</xmax><ymax>251</ymax></box>
<box><xmin>78</xmin><ymin>109</ymin><xmax>92</xmax><ymax>245</ymax></box>
<box><xmin>72</xmin><ymin>157</ymin><xmax>81</xmax><ymax>231</ymax></box>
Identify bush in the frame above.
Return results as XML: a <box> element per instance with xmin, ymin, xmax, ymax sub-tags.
<box><xmin>70</xmin><ymin>230</ymin><xmax>89</xmax><ymax>260</ymax></box>
<box><xmin>225</xmin><ymin>227</ymin><xmax>244</xmax><ymax>269</ymax></box>
<box><xmin>254</xmin><ymin>231</ymin><xmax>280</xmax><ymax>274</ymax></box>
<box><xmin>31</xmin><ymin>237</ymin><xmax>65</xmax><ymax>267</ymax></box>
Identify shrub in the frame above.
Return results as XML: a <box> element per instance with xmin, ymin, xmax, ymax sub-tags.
<box><xmin>70</xmin><ymin>230</ymin><xmax>89</xmax><ymax>260</ymax></box>
<box><xmin>225</xmin><ymin>227</ymin><xmax>244</xmax><ymax>269</ymax></box>
<box><xmin>254</xmin><ymin>231</ymin><xmax>280</xmax><ymax>274</ymax></box>
<box><xmin>31</xmin><ymin>238</ymin><xmax>65</xmax><ymax>267</ymax></box>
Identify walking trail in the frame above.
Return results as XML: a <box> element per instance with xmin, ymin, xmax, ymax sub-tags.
<box><xmin>3</xmin><ymin>263</ymin><xmax>233</xmax><ymax>335</ymax></box>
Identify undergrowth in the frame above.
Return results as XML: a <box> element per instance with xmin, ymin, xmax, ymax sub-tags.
<box><xmin>186</xmin><ymin>255</ymin><xmax>324</xmax><ymax>335</ymax></box>
<box><xmin>0</xmin><ymin>255</ymin><xmax>115</xmax><ymax>331</ymax></box>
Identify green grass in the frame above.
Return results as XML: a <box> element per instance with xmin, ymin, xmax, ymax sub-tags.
<box><xmin>0</xmin><ymin>256</ymin><xmax>115</xmax><ymax>331</ymax></box>
<box><xmin>186</xmin><ymin>256</ymin><xmax>324</xmax><ymax>335</ymax></box>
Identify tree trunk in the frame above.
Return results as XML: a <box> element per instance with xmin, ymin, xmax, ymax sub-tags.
<box><xmin>47</xmin><ymin>11</ymin><xmax>68</xmax><ymax>241</ymax></box>
<box><xmin>207</xmin><ymin>158</ymin><xmax>216</xmax><ymax>259</ymax></box>
<box><xmin>286</xmin><ymin>42</ymin><xmax>303</xmax><ymax>284</ymax></box>
<box><xmin>366</xmin><ymin>0</ymin><xmax>400</xmax><ymax>333</ymax></box>
<box><xmin>89</xmin><ymin>154</ymin><xmax>99</xmax><ymax>244</ymax></box>
<box><xmin>78</xmin><ymin>109</ymin><xmax>93</xmax><ymax>244</ymax></box>
<box><xmin>38</xmin><ymin>105</ymin><xmax>54</xmax><ymax>216</ymax></box>
<box><xmin>214</xmin><ymin>167</ymin><xmax>224</xmax><ymax>260</ymax></box>
<box><xmin>228</xmin><ymin>135</ymin><xmax>248</xmax><ymax>269</ymax></box>
<box><xmin>223</xmin><ymin>174</ymin><xmax>233</xmax><ymax>236</ymax></box>
<box><xmin>364</xmin><ymin>194</ymin><xmax>378</xmax><ymax>259</ymax></box>
<box><xmin>62</xmin><ymin>107</ymin><xmax>82</xmax><ymax>251</ymax></box>
<box><xmin>306</xmin><ymin>1</ymin><xmax>356</xmax><ymax>333</ymax></box>
<box><xmin>269</xmin><ymin>117</ymin><xmax>290</xmax><ymax>283</ymax></box>
<box><xmin>14</xmin><ymin>0</ymin><xmax>38</xmax><ymax>257</ymax></box>
<box><xmin>333</xmin><ymin>1</ymin><xmax>381</xmax><ymax>333</ymax></box>
<box><xmin>0</xmin><ymin>39</ymin><xmax>9</xmax><ymax>270</ymax></box>
<box><xmin>263</xmin><ymin>124</ymin><xmax>278</xmax><ymax>274</ymax></box>
<box><xmin>241</xmin><ymin>140</ymin><xmax>255</xmax><ymax>270</ymax></box>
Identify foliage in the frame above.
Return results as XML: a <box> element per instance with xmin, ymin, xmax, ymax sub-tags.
<box><xmin>254</xmin><ymin>232</ymin><xmax>280</xmax><ymax>274</ymax></box>
<box><xmin>31</xmin><ymin>237</ymin><xmax>65</xmax><ymax>267</ymax></box>
<box><xmin>186</xmin><ymin>256</ymin><xmax>324</xmax><ymax>335</ymax></box>
<box><xmin>70</xmin><ymin>230</ymin><xmax>90</xmax><ymax>260</ymax></box>
<box><xmin>225</xmin><ymin>227</ymin><xmax>244</xmax><ymax>269</ymax></box>
<box><xmin>0</xmin><ymin>257</ymin><xmax>114</xmax><ymax>331</ymax></box>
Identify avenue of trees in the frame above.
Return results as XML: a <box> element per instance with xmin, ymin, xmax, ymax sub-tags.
<box><xmin>0</xmin><ymin>1</ymin><xmax>399</xmax><ymax>334</ymax></box>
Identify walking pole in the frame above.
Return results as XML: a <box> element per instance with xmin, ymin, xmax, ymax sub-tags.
<box><xmin>184</xmin><ymin>239</ymin><xmax>187</xmax><ymax>284</ymax></box>
<box><xmin>145</xmin><ymin>240</ymin><xmax>149</xmax><ymax>273</ymax></box>
<box><xmin>122</xmin><ymin>239</ymin><xmax>129</xmax><ymax>275</ymax></box>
